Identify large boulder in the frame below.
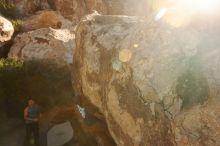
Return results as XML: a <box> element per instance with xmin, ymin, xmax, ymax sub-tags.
<box><xmin>47</xmin><ymin>0</ymin><xmax>108</xmax><ymax>23</ymax></box>
<box><xmin>22</xmin><ymin>10</ymin><xmax>73</xmax><ymax>31</ymax></box>
<box><xmin>0</xmin><ymin>16</ymin><xmax>14</xmax><ymax>42</ymax></box>
<box><xmin>8</xmin><ymin>28</ymin><xmax>74</xmax><ymax>65</ymax></box>
<box><xmin>73</xmin><ymin>14</ymin><xmax>220</xmax><ymax>146</ymax></box>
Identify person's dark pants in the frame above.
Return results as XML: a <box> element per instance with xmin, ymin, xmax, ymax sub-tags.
<box><xmin>25</xmin><ymin>122</ymin><xmax>39</xmax><ymax>146</ymax></box>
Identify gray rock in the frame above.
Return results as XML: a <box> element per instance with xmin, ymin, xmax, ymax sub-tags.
<box><xmin>73</xmin><ymin>14</ymin><xmax>220</xmax><ymax>146</ymax></box>
<box><xmin>47</xmin><ymin>121</ymin><xmax>73</xmax><ymax>146</ymax></box>
<box><xmin>8</xmin><ymin>28</ymin><xmax>75</xmax><ymax>65</ymax></box>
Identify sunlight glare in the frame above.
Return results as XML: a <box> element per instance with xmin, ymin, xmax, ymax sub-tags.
<box><xmin>183</xmin><ymin>0</ymin><xmax>219</xmax><ymax>11</ymax></box>
<box><xmin>160</xmin><ymin>0</ymin><xmax>220</xmax><ymax>27</ymax></box>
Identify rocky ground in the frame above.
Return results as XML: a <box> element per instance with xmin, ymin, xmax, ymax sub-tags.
<box><xmin>0</xmin><ymin>119</ymin><xmax>25</xmax><ymax>146</ymax></box>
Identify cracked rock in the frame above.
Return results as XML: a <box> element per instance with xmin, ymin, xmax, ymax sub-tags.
<box><xmin>73</xmin><ymin>14</ymin><xmax>220</xmax><ymax>146</ymax></box>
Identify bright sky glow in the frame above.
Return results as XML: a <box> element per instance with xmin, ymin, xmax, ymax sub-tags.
<box><xmin>182</xmin><ymin>0</ymin><xmax>219</xmax><ymax>11</ymax></box>
<box><xmin>156</xmin><ymin>0</ymin><xmax>220</xmax><ymax>27</ymax></box>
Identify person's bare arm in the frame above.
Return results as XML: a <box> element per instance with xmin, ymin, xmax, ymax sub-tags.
<box><xmin>24</xmin><ymin>107</ymin><xmax>29</xmax><ymax>121</ymax></box>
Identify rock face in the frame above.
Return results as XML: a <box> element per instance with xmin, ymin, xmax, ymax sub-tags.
<box><xmin>8</xmin><ymin>28</ymin><xmax>74</xmax><ymax>65</ymax></box>
<box><xmin>0</xmin><ymin>16</ymin><xmax>14</xmax><ymax>42</ymax></box>
<box><xmin>12</xmin><ymin>0</ymin><xmax>50</xmax><ymax>15</ymax></box>
<box><xmin>41</xmin><ymin>104</ymin><xmax>116</xmax><ymax>146</ymax></box>
<box><xmin>22</xmin><ymin>10</ymin><xmax>73</xmax><ymax>31</ymax></box>
<box><xmin>12</xmin><ymin>0</ymin><xmax>159</xmax><ymax>23</ymax></box>
<box><xmin>48</xmin><ymin>0</ymin><xmax>108</xmax><ymax>23</ymax></box>
<box><xmin>48</xmin><ymin>0</ymin><xmax>155</xmax><ymax>21</ymax></box>
<box><xmin>73</xmin><ymin>14</ymin><xmax>220</xmax><ymax>146</ymax></box>
<box><xmin>48</xmin><ymin>0</ymin><xmax>164</xmax><ymax>19</ymax></box>
<box><xmin>104</xmin><ymin>0</ymin><xmax>155</xmax><ymax>15</ymax></box>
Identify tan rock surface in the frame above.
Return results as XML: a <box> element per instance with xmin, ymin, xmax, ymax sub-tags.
<box><xmin>48</xmin><ymin>0</ymin><xmax>107</xmax><ymax>23</ymax></box>
<box><xmin>0</xmin><ymin>16</ymin><xmax>14</xmax><ymax>42</ymax></box>
<box><xmin>12</xmin><ymin>0</ymin><xmax>162</xmax><ymax>23</ymax></box>
<box><xmin>73</xmin><ymin>14</ymin><xmax>220</xmax><ymax>146</ymax></box>
<box><xmin>48</xmin><ymin>0</ymin><xmax>162</xmax><ymax>20</ymax></box>
<box><xmin>8</xmin><ymin>28</ymin><xmax>74</xmax><ymax>65</ymax></box>
<box><xmin>12</xmin><ymin>0</ymin><xmax>49</xmax><ymax>15</ymax></box>
<box><xmin>22</xmin><ymin>10</ymin><xmax>73</xmax><ymax>31</ymax></box>
<box><xmin>41</xmin><ymin>104</ymin><xmax>116</xmax><ymax>146</ymax></box>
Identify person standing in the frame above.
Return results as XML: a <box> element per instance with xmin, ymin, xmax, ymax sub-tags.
<box><xmin>24</xmin><ymin>99</ymin><xmax>41</xmax><ymax>146</ymax></box>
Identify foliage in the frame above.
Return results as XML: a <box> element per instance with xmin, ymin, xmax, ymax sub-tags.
<box><xmin>0</xmin><ymin>0</ymin><xmax>15</xmax><ymax>9</ymax></box>
<box><xmin>0</xmin><ymin>0</ymin><xmax>23</xmax><ymax>32</ymax></box>
<box><xmin>11</xmin><ymin>19</ymin><xmax>23</xmax><ymax>32</ymax></box>
<box><xmin>0</xmin><ymin>0</ymin><xmax>18</xmax><ymax>18</ymax></box>
<box><xmin>0</xmin><ymin>58</ymin><xmax>23</xmax><ymax>68</ymax></box>
<box><xmin>0</xmin><ymin>59</ymin><xmax>74</xmax><ymax>118</ymax></box>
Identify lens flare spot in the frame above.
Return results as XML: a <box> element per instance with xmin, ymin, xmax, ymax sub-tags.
<box><xmin>112</xmin><ymin>58</ymin><xmax>122</xmax><ymax>71</ymax></box>
<box><xmin>133</xmin><ymin>44</ymin><xmax>139</xmax><ymax>48</ymax></box>
<box><xmin>119</xmin><ymin>49</ymin><xmax>132</xmax><ymax>63</ymax></box>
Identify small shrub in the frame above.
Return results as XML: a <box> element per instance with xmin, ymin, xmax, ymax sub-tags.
<box><xmin>0</xmin><ymin>0</ymin><xmax>18</xmax><ymax>18</ymax></box>
<box><xmin>0</xmin><ymin>58</ymin><xmax>23</xmax><ymax>68</ymax></box>
<box><xmin>11</xmin><ymin>19</ymin><xmax>23</xmax><ymax>32</ymax></box>
<box><xmin>0</xmin><ymin>0</ymin><xmax>23</xmax><ymax>32</ymax></box>
<box><xmin>0</xmin><ymin>0</ymin><xmax>15</xmax><ymax>9</ymax></box>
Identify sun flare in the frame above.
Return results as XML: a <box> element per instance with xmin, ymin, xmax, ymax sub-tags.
<box><xmin>178</xmin><ymin>0</ymin><xmax>220</xmax><ymax>12</ymax></box>
<box><xmin>155</xmin><ymin>0</ymin><xmax>220</xmax><ymax>27</ymax></box>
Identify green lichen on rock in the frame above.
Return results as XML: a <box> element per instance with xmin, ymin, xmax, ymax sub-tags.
<box><xmin>11</xmin><ymin>19</ymin><xmax>23</xmax><ymax>32</ymax></box>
